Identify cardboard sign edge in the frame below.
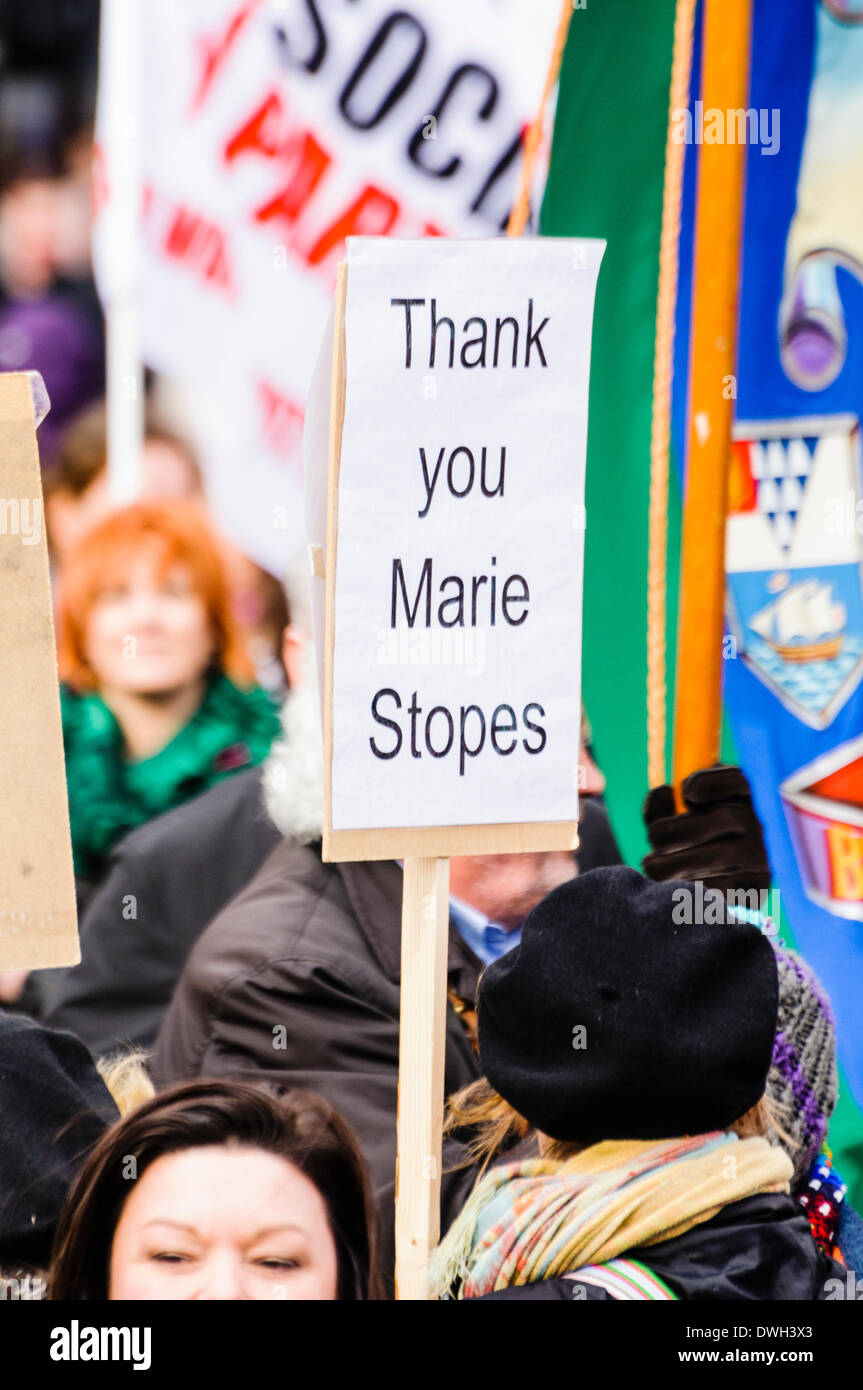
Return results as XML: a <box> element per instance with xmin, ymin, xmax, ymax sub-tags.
<box><xmin>0</xmin><ymin>371</ymin><xmax>79</xmax><ymax>969</ymax></box>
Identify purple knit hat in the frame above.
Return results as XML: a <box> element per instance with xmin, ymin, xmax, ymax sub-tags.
<box><xmin>769</xmin><ymin>945</ymin><xmax>838</xmax><ymax>1188</ymax></box>
<box><xmin>0</xmin><ymin>294</ymin><xmax>103</xmax><ymax>461</ymax></box>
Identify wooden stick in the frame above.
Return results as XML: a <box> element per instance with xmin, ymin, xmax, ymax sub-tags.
<box><xmin>322</xmin><ymin>264</ymin><xmax>347</xmax><ymax>855</ymax></box>
<box><xmin>672</xmin><ymin>0</ymin><xmax>752</xmax><ymax>798</ymax></box>
<box><xmin>395</xmin><ymin>856</ymin><xmax>451</xmax><ymax>1300</ymax></box>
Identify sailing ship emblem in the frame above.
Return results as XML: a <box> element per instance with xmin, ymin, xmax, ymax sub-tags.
<box><xmin>749</xmin><ymin>579</ymin><xmax>846</xmax><ymax>663</ymax></box>
<box><xmin>726</xmin><ymin>414</ymin><xmax>863</xmax><ymax>728</ymax></box>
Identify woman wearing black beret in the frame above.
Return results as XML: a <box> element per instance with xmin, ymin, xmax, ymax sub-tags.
<box><xmin>429</xmin><ymin>865</ymin><xmax>844</xmax><ymax>1301</ymax></box>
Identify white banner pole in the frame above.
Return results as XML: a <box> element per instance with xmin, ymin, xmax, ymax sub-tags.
<box><xmin>99</xmin><ymin>0</ymin><xmax>144</xmax><ymax>504</ymax></box>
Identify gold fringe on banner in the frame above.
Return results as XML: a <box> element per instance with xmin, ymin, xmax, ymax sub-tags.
<box><xmin>646</xmin><ymin>0</ymin><xmax>697</xmax><ymax>790</ymax></box>
<box><xmin>506</xmin><ymin>0</ymin><xmax>574</xmax><ymax>239</ymax></box>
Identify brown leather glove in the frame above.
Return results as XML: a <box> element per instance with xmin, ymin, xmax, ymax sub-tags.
<box><xmin>642</xmin><ymin>764</ymin><xmax>771</xmax><ymax>893</ymax></box>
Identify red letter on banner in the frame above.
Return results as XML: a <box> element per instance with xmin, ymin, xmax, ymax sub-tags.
<box><xmin>224</xmin><ymin>90</ymin><xmax>285</xmax><ymax>163</ymax></box>
<box><xmin>192</xmin><ymin>0</ymin><xmax>262</xmax><ymax>111</ymax></box>
<box><xmin>163</xmin><ymin>206</ymin><xmax>233</xmax><ymax>293</ymax></box>
<box><xmin>258</xmin><ymin>381</ymin><xmax>305</xmax><ymax>460</ymax></box>
<box><xmin>254</xmin><ymin>131</ymin><xmax>332</xmax><ymax>227</ymax></box>
<box><xmin>304</xmin><ymin>185</ymin><xmax>400</xmax><ymax>268</ymax></box>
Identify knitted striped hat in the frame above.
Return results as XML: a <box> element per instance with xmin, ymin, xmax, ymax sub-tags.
<box><xmin>768</xmin><ymin>946</ymin><xmax>838</xmax><ymax>1188</ymax></box>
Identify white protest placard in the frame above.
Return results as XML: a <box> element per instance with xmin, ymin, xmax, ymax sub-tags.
<box><xmin>324</xmin><ymin>235</ymin><xmax>605</xmax><ymax>860</ymax></box>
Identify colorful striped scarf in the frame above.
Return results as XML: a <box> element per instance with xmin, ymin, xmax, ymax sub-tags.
<box><xmin>429</xmin><ymin>1132</ymin><xmax>793</xmax><ymax>1299</ymax></box>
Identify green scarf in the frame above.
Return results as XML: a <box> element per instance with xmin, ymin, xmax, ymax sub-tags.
<box><xmin>61</xmin><ymin>672</ymin><xmax>280</xmax><ymax>881</ymax></box>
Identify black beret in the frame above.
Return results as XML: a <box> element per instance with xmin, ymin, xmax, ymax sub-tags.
<box><xmin>477</xmin><ymin>866</ymin><xmax>779</xmax><ymax>1143</ymax></box>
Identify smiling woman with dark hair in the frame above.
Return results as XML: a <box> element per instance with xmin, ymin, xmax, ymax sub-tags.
<box><xmin>49</xmin><ymin>1080</ymin><xmax>381</xmax><ymax>1301</ymax></box>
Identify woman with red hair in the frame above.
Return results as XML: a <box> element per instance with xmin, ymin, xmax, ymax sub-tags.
<box><xmin>56</xmin><ymin>502</ymin><xmax>279</xmax><ymax>903</ymax></box>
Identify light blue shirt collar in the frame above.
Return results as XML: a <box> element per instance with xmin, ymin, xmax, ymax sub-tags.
<box><xmin>448</xmin><ymin>893</ymin><xmax>521</xmax><ymax>966</ymax></box>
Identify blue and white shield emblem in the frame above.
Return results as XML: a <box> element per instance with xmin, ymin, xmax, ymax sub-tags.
<box><xmin>726</xmin><ymin>414</ymin><xmax>863</xmax><ymax>729</ymax></box>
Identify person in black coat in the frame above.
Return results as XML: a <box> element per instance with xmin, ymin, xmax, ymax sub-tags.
<box><xmin>428</xmin><ymin>865</ymin><xmax>844</xmax><ymax>1301</ymax></box>
<box><xmin>0</xmin><ymin>1012</ymin><xmax>118</xmax><ymax>1291</ymax></box>
<box><xmin>37</xmin><ymin>765</ymin><xmax>281</xmax><ymax>1052</ymax></box>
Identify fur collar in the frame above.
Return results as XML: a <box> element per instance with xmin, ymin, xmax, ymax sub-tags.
<box><xmin>261</xmin><ymin>649</ymin><xmax>325</xmax><ymax>845</ymax></box>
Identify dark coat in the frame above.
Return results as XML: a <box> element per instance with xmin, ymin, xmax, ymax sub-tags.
<box><xmin>37</xmin><ymin>774</ymin><xmax>619</xmax><ymax>1059</ymax></box>
<box><xmin>478</xmin><ymin>1193</ymin><xmax>845</xmax><ymax>1300</ymax></box>
<box><xmin>151</xmin><ymin>841</ymin><xmax>484</xmax><ymax>1204</ymax></box>
<box><xmin>39</xmin><ymin>768</ymin><xmax>281</xmax><ymax>1055</ymax></box>
<box><xmin>0</xmin><ymin>1012</ymin><xmax>118</xmax><ymax>1271</ymax></box>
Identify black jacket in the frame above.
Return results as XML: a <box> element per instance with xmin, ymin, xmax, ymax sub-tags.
<box><xmin>39</xmin><ymin>768</ymin><xmax>281</xmax><ymax>1054</ymax></box>
<box><xmin>478</xmin><ymin>1193</ymin><xmax>845</xmax><ymax>1300</ymax></box>
<box><xmin>151</xmin><ymin>842</ymin><xmax>483</xmax><ymax>1202</ymax></box>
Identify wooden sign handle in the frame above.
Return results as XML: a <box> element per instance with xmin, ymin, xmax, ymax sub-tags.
<box><xmin>394</xmin><ymin>856</ymin><xmax>451</xmax><ymax>1300</ymax></box>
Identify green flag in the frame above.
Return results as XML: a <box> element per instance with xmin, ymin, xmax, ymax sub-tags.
<box><xmin>541</xmin><ymin>0</ymin><xmax>683</xmax><ymax>868</ymax></box>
